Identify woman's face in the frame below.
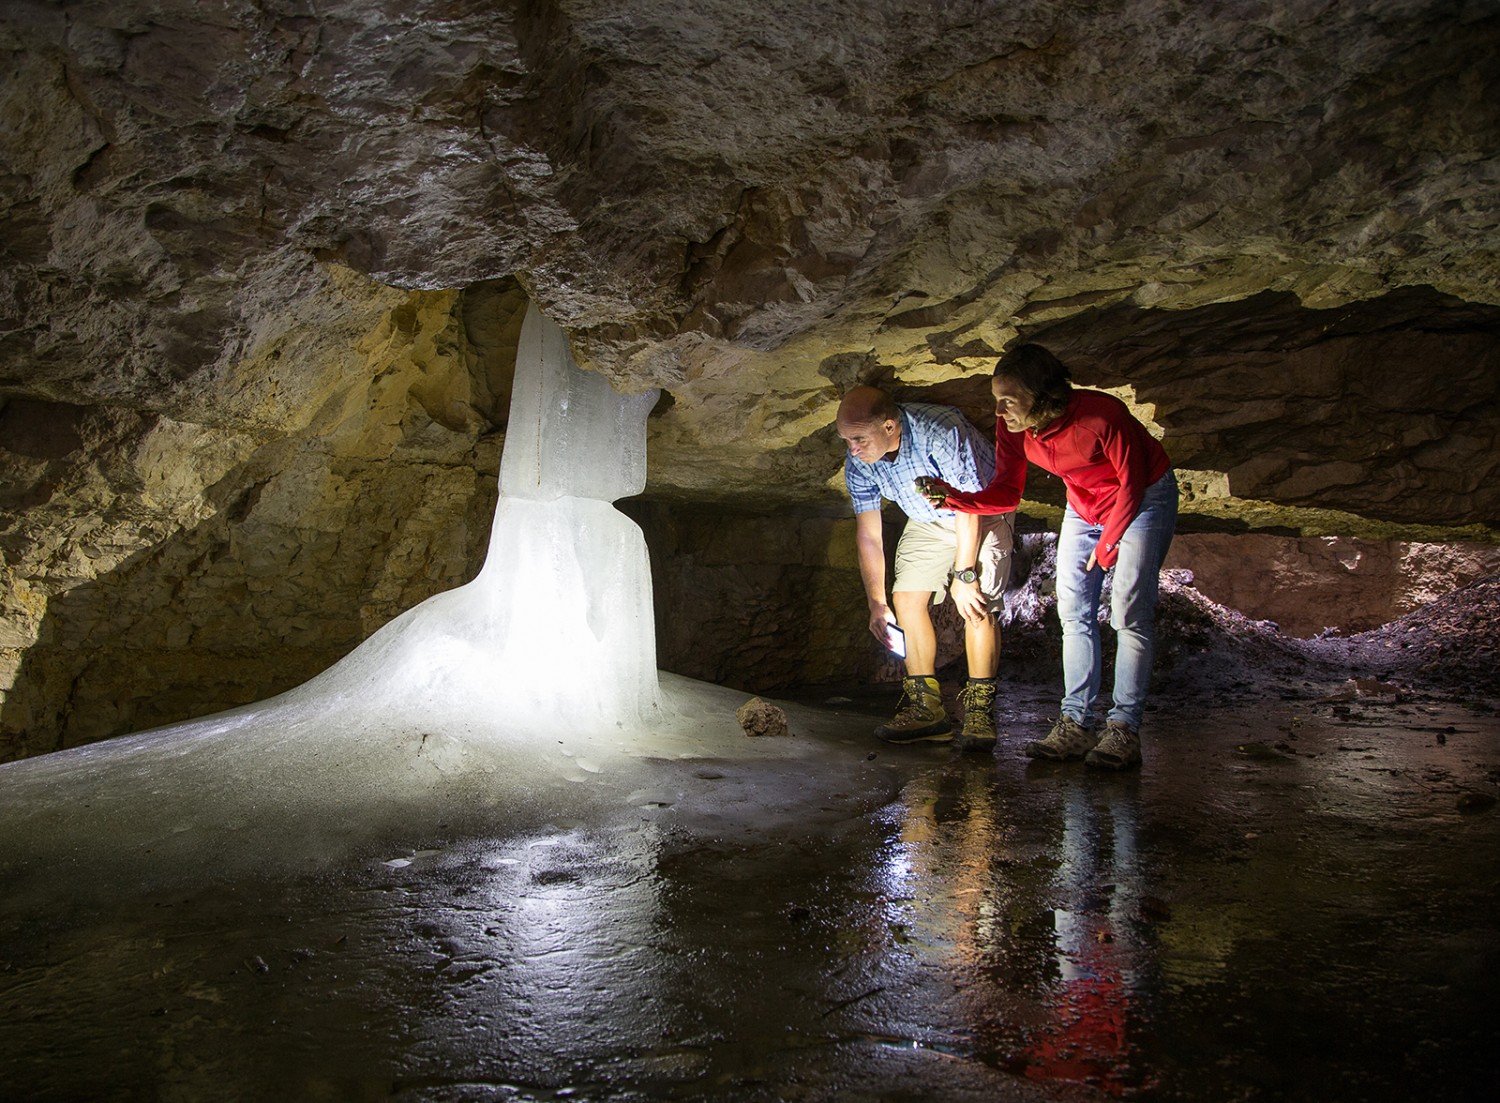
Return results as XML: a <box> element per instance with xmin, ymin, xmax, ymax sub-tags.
<box><xmin>992</xmin><ymin>374</ymin><xmax>1041</xmax><ymax>433</ymax></box>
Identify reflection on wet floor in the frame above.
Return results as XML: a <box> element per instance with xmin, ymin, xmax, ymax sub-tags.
<box><xmin>2</xmin><ymin>684</ymin><xmax>1499</xmax><ymax>1101</ymax></box>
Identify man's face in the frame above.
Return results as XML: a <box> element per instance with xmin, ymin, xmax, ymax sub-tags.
<box><xmin>837</xmin><ymin>416</ymin><xmax>899</xmax><ymax>463</ymax></box>
<box><xmin>992</xmin><ymin>375</ymin><xmax>1039</xmax><ymax>433</ymax></box>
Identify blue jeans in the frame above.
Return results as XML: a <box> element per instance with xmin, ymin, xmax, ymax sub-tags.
<box><xmin>1055</xmin><ymin>471</ymin><xmax>1178</xmax><ymax>731</ymax></box>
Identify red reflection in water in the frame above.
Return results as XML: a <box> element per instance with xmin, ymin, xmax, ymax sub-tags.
<box><xmin>1020</xmin><ymin>919</ymin><xmax>1133</xmax><ymax>1096</ymax></box>
<box><xmin>884</xmin><ymin>773</ymin><xmax>1157</xmax><ymax>1095</ymax></box>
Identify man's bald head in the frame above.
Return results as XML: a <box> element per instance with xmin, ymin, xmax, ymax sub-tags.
<box><xmin>836</xmin><ymin>386</ymin><xmax>902</xmax><ymax>464</ymax></box>
<box><xmin>837</xmin><ymin>386</ymin><xmax>898</xmax><ymax>431</ymax></box>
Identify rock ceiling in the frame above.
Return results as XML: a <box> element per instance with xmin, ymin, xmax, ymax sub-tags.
<box><xmin>3</xmin><ymin>0</ymin><xmax>1498</xmax><ymax>531</ymax></box>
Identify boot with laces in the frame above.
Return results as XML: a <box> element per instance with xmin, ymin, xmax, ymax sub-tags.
<box><xmin>1085</xmin><ymin>720</ymin><xmax>1142</xmax><ymax>770</ymax></box>
<box><xmin>1023</xmin><ymin>714</ymin><xmax>1097</xmax><ymax>761</ymax></box>
<box><xmin>957</xmin><ymin>678</ymin><xmax>998</xmax><ymax>752</ymax></box>
<box><xmin>875</xmin><ymin>676</ymin><xmax>952</xmax><ymax>743</ymax></box>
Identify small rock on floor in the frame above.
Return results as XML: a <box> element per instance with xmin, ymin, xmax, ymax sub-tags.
<box><xmin>737</xmin><ymin>697</ymin><xmax>790</xmax><ymax>738</ymax></box>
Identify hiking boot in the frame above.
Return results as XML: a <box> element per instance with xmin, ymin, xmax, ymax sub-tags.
<box><xmin>1085</xmin><ymin>720</ymin><xmax>1142</xmax><ymax>770</ymax></box>
<box><xmin>957</xmin><ymin>678</ymin><xmax>998</xmax><ymax>752</ymax></box>
<box><xmin>1024</xmin><ymin>714</ymin><xmax>1097</xmax><ymax>761</ymax></box>
<box><xmin>875</xmin><ymin>676</ymin><xmax>952</xmax><ymax>744</ymax></box>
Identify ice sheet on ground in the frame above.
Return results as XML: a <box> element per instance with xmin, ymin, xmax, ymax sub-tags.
<box><xmin>0</xmin><ymin>674</ymin><xmax>858</xmax><ymax>898</ymax></box>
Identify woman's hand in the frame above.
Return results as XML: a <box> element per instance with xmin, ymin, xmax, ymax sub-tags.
<box><xmin>914</xmin><ymin>476</ymin><xmax>956</xmax><ymax>508</ymax></box>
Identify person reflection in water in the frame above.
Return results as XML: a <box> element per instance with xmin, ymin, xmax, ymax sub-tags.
<box><xmin>835</xmin><ymin>386</ymin><xmax>1015</xmax><ymax>751</ymax></box>
<box><xmin>920</xmin><ymin>345</ymin><xmax>1178</xmax><ymax>769</ymax></box>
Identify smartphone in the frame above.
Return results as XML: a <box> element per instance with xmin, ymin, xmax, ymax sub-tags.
<box><xmin>886</xmin><ymin>623</ymin><xmax>906</xmax><ymax>658</ymax></box>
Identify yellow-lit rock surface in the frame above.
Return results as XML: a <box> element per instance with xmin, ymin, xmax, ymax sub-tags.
<box><xmin>1</xmin><ymin>276</ymin><xmax>523</xmax><ymax>756</ymax></box>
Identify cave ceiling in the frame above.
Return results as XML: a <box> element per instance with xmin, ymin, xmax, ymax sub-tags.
<box><xmin>2</xmin><ymin>0</ymin><xmax>1498</xmax><ymax>536</ymax></box>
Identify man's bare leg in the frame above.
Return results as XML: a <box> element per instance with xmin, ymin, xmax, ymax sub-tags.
<box><xmin>876</xmin><ymin>590</ymin><xmax>951</xmax><ymax>743</ymax></box>
<box><xmin>958</xmin><ymin>617</ymin><xmax>1001</xmax><ymax>751</ymax></box>
<box><xmin>964</xmin><ymin>617</ymin><xmax>999</xmax><ymax>679</ymax></box>
<box><xmin>891</xmin><ymin>590</ymin><xmax>938</xmax><ymax>675</ymax></box>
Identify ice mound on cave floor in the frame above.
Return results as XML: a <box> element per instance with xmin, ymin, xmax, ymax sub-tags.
<box><xmin>0</xmin><ymin>305</ymin><xmax>840</xmax><ymax>891</ymax></box>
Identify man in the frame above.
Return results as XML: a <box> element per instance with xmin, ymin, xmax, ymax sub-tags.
<box><xmin>835</xmin><ymin>385</ymin><xmax>1014</xmax><ymax>750</ymax></box>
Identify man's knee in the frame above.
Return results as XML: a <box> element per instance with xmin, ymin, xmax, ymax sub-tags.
<box><xmin>968</xmin><ymin>616</ymin><xmax>1001</xmax><ymax>646</ymax></box>
<box><xmin>892</xmin><ymin>591</ymin><xmax>934</xmax><ymax>620</ymax></box>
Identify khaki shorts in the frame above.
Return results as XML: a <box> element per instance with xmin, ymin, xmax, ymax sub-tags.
<box><xmin>893</xmin><ymin>513</ymin><xmax>1015</xmax><ymax>610</ymax></box>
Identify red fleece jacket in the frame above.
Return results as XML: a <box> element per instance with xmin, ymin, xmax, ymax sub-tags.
<box><xmin>944</xmin><ymin>390</ymin><xmax>1170</xmax><ymax>568</ymax></box>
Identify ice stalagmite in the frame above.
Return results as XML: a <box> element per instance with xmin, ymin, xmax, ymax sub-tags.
<box><xmin>483</xmin><ymin>302</ymin><xmax>663</xmax><ymax>727</ymax></box>
<box><xmin>284</xmin><ymin>300</ymin><xmax>663</xmax><ymax>734</ymax></box>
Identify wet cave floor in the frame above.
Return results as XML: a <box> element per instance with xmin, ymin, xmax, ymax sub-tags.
<box><xmin>2</xmin><ymin>668</ymin><xmax>1497</xmax><ymax>1103</ymax></box>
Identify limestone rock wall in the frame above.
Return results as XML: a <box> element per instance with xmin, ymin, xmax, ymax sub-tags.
<box><xmin>1020</xmin><ymin>288</ymin><xmax>1500</xmax><ymax>531</ymax></box>
<box><xmin>623</xmin><ymin>501</ymin><xmax>901</xmax><ymax>693</ymax></box>
<box><xmin>4</xmin><ymin>1</ymin><xmax>1497</xmax><ymax>525</ymax></box>
<box><xmin>0</xmin><ymin>274</ymin><xmax>522</xmax><ymax>760</ymax></box>
<box><xmin>628</xmin><ymin>499</ymin><xmax>1010</xmax><ymax>693</ymax></box>
<box><xmin>635</xmin><ymin>504</ymin><xmax>1500</xmax><ymax>694</ymax></box>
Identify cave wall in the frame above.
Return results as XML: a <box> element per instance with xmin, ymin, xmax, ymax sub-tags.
<box><xmin>634</xmin><ymin>504</ymin><xmax>1500</xmax><ymax>694</ymax></box>
<box><xmin>4</xmin><ymin>0</ymin><xmax>1497</xmax><ymax>512</ymax></box>
<box><xmin>1019</xmin><ymin>288</ymin><xmax>1500</xmax><ymax>531</ymax></box>
<box><xmin>0</xmin><ymin>276</ymin><xmax>523</xmax><ymax>761</ymax></box>
<box><xmin>622</xmin><ymin>501</ymin><xmax>895</xmax><ymax>693</ymax></box>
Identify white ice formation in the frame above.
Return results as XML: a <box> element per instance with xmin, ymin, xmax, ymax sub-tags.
<box><xmin>298</xmin><ymin>300</ymin><xmax>666</xmax><ymax>735</ymax></box>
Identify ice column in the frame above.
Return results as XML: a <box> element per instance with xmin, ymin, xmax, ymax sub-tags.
<box><xmin>270</xmin><ymin>301</ymin><xmax>663</xmax><ymax>739</ymax></box>
<box><xmin>475</xmin><ymin>302</ymin><xmax>663</xmax><ymax>728</ymax></box>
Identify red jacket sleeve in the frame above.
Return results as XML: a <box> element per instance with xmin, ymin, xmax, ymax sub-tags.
<box><xmin>945</xmin><ymin>424</ymin><xmax>1027</xmax><ymax>514</ymax></box>
<box><xmin>1092</xmin><ymin>418</ymin><xmax>1155</xmax><ymax>568</ymax></box>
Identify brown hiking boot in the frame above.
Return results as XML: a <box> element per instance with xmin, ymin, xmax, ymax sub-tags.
<box><xmin>1023</xmin><ymin>714</ymin><xmax>1098</xmax><ymax>761</ymax></box>
<box><xmin>957</xmin><ymin>679</ymin><xmax>998</xmax><ymax>752</ymax></box>
<box><xmin>1085</xmin><ymin>720</ymin><xmax>1142</xmax><ymax>770</ymax></box>
<box><xmin>875</xmin><ymin>676</ymin><xmax>952</xmax><ymax>744</ymax></box>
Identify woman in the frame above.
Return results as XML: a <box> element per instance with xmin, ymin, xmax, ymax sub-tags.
<box><xmin>921</xmin><ymin>344</ymin><xmax>1178</xmax><ymax>769</ymax></box>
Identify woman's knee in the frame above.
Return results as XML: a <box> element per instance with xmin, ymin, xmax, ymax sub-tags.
<box><xmin>1055</xmin><ymin>567</ymin><xmax>1098</xmax><ymax>621</ymax></box>
<box><xmin>1109</xmin><ymin>582</ymin><xmax>1160</xmax><ymax>633</ymax></box>
<box><xmin>1058</xmin><ymin>585</ymin><xmax>1102</xmax><ymax>631</ymax></box>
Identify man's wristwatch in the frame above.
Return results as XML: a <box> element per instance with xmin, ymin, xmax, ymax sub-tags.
<box><xmin>952</xmin><ymin>566</ymin><xmax>979</xmax><ymax>585</ymax></box>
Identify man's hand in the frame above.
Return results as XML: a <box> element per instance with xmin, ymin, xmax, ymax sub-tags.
<box><xmin>1085</xmin><ymin>549</ymin><xmax>1099</xmax><ymax>572</ymax></box>
<box><xmin>868</xmin><ymin>603</ymin><xmax>896</xmax><ymax>646</ymax></box>
<box><xmin>950</xmin><ymin>578</ymin><xmax>987</xmax><ymax>624</ymax></box>
<box><xmin>914</xmin><ymin>476</ymin><xmax>956</xmax><ymax>508</ymax></box>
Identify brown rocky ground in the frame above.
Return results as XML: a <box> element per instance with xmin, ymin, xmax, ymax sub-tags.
<box><xmin>1293</xmin><ymin>573</ymin><xmax>1500</xmax><ymax>698</ymax></box>
<box><xmin>1153</xmin><ymin>569</ymin><xmax>1500</xmax><ymax>707</ymax></box>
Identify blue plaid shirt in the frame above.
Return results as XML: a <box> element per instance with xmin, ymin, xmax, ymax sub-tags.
<box><xmin>844</xmin><ymin>403</ymin><xmax>995</xmax><ymax>521</ymax></box>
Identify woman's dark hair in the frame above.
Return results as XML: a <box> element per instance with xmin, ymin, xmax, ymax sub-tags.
<box><xmin>994</xmin><ymin>343</ymin><xmax>1073</xmax><ymax>426</ymax></box>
